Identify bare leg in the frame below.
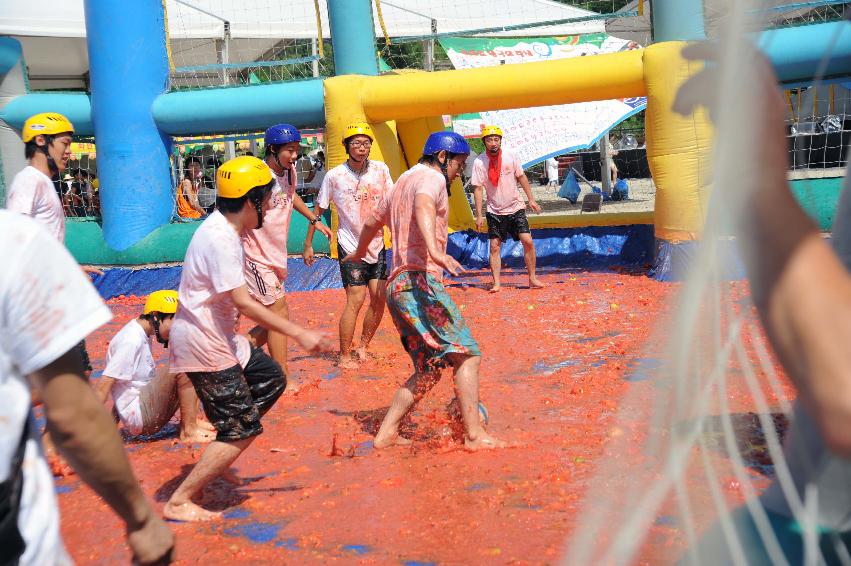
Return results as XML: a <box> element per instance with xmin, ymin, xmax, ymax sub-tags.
<box><xmin>520</xmin><ymin>233</ymin><xmax>544</xmax><ymax>289</ymax></box>
<box><xmin>339</xmin><ymin>285</ymin><xmax>367</xmax><ymax>368</ymax></box>
<box><xmin>176</xmin><ymin>374</ymin><xmax>215</xmax><ymax>443</ymax></box>
<box><xmin>355</xmin><ymin>279</ymin><xmax>386</xmax><ymax>360</ymax></box>
<box><xmin>488</xmin><ymin>238</ymin><xmax>502</xmax><ymax>293</ymax></box>
<box><xmin>266</xmin><ymin>297</ymin><xmax>289</xmax><ymax>375</ymax></box>
<box><xmin>163</xmin><ymin>437</ymin><xmax>255</xmax><ymax>522</ymax></box>
<box><xmin>447</xmin><ymin>353</ymin><xmax>505</xmax><ymax>450</ymax></box>
<box><xmin>374</xmin><ymin>370</ymin><xmax>442</xmax><ymax>448</ymax></box>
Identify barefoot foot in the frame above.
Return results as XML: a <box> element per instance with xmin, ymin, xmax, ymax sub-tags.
<box><xmin>338</xmin><ymin>354</ymin><xmax>359</xmax><ymax>369</ymax></box>
<box><xmin>464</xmin><ymin>433</ymin><xmax>507</xmax><ymax>451</ymax></box>
<box><xmin>529</xmin><ymin>278</ymin><xmax>546</xmax><ymax>289</ymax></box>
<box><xmin>353</xmin><ymin>346</ymin><xmax>369</xmax><ymax>361</ymax></box>
<box><xmin>197</xmin><ymin>419</ymin><xmax>217</xmax><ymax>433</ymax></box>
<box><xmin>373</xmin><ymin>432</ymin><xmax>413</xmax><ymax>449</ymax></box>
<box><xmin>163</xmin><ymin>501</ymin><xmax>221</xmax><ymax>522</ymax></box>
<box><xmin>487</xmin><ymin>284</ymin><xmax>501</xmax><ymax>294</ymax></box>
<box><xmin>179</xmin><ymin>428</ymin><xmax>216</xmax><ymax>443</ymax></box>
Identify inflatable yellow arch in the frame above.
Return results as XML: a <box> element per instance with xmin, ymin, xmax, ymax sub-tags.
<box><xmin>323</xmin><ymin>42</ymin><xmax>712</xmax><ymax>261</ymax></box>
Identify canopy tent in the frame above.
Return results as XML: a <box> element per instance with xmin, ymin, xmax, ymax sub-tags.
<box><xmin>2</xmin><ymin>0</ymin><xmax>605</xmax><ymax>90</ymax></box>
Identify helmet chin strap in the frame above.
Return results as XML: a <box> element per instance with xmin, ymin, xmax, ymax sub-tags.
<box><xmin>439</xmin><ymin>153</ymin><xmax>452</xmax><ymax>196</ymax></box>
<box><xmin>151</xmin><ymin>316</ymin><xmax>169</xmax><ymax>348</ymax></box>
<box><xmin>39</xmin><ymin>137</ymin><xmax>60</xmax><ymax>179</ymax></box>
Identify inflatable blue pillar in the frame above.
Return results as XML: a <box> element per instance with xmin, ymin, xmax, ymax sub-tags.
<box><xmin>651</xmin><ymin>0</ymin><xmax>706</xmax><ymax>42</ymax></box>
<box><xmin>83</xmin><ymin>0</ymin><xmax>173</xmax><ymax>250</ymax></box>
<box><xmin>327</xmin><ymin>0</ymin><xmax>379</xmax><ymax>76</ymax></box>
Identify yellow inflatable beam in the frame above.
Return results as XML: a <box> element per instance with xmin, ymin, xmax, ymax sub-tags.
<box><xmin>361</xmin><ymin>49</ymin><xmax>646</xmax><ymax>122</ymax></box>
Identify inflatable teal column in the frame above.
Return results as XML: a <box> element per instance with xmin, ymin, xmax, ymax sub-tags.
<box><xmin>83</xmin><ymin>0</ymin><xmax>173</xmax><ymax>250</ymax></box>
<box><xmin>651</xmin><ymin>0</ymin><xmax>706</xmax><ymax>42</ymax></box>
<box><xmin>327</xmin><ymin>0</ymin><xmax>379</xmax><ymax>76</ymax></box>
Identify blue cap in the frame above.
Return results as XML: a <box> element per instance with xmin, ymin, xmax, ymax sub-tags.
<box><xmin>264</xmin><ymin>123</ymin><xmax>301</xmax><ymax>146</ymax></box>
<box><xmin>422</xmin><ymin>131</ymin><xmax>470</xmax><ymax>157</ymax></box>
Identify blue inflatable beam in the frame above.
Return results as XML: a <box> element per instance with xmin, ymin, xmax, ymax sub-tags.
<box><xmin>0</xmin><ymin>37</ymin><xmax>22</xmax><ymax>76</ymax></box>
<box><xmin>327</xmin><ymin>0</ymin><xmax>379</xmax><ymax>76</ymax></box>
<box><xmin>0</xmin><ymin>93</ymin><xmax>94</xmax><ymax>136</ymax></box>
<box><xmin>760</xmin><ymin>21</ymin><xmax>851</xmax><ymax>85</ymax></box>
<box><xmin>83</xmin><ymin>0</ymin><xmax>173</xmax><ymax>251</ymax></box>
<box><xmin>152</xmin><ymin>79</ymin><xmax>325</xmax><ymax>135</ymax></box>
<box><xmin>650</xmin><ymin>0</ymin><xmax>706</xmax><ymax>42</ymax></box>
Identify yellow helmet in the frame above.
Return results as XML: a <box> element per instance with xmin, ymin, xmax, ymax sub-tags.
<box><xmin>343</xmin><ymin>122</ymin><xmax>374</xmax><ymax>143</ymax></box>
<box><xmin>216</xmin><ymin>156</ymin><xmax>273</xmax><ymax>199</ymax></box>
<box><xmin>143</xmin><ymin>290</ymin><xmax>179</xmax><ymax>315</ymax></box>
<box><xmin>481</xmin><ymin>125</ymin><xmax>503</xmax><ymax>139</ymax></box>
<box><xmin>22</xmin><ymin>113</ymin><xmax>74</xmax><ymax>143</ymax></box>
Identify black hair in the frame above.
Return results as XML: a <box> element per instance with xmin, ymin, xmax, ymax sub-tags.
<box><xmin>24</xmin><ymin>140</ymin><xmax>40</xmax><ymax>159</ymax></box>
<box><xmin>140</xmin><ymin>312</ymin><xmax>175</xmax><ymax>321</ymax></box>
<box><xmin>418</xmin><ymin>151</ymin><xmax>464</xmax><ymax>167</ymax></box>
<box><xmin>215</xmin><ymin>182</ymin><xmax>272</xmax><ymax>214</ymax></box>
<box><xmin>184</xmin><ymin>155</ymin><xmax>203</xmax><ymax>168</ymax></box>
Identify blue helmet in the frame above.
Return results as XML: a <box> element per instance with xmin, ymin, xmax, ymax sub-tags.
<box><xmin>422</xmin><ymin>131</ymin><xmax>470</xmax><ymax>157</ymax></box>
<box><xmin>264</xmin><ymin>123</ymin><xmax>301</xmax><ymax>146</ymax></box>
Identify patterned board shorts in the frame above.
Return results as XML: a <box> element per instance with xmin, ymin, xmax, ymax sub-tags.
<box><xmin>386</xmin><ymin>271</ymin><xmax>480</xmax><ymax>374</ymax></box>
<box><xmin>188</xmin><ymin>348</ymin><xmax>286</xmax><ymax>442</ymax></box>
<box><xmin>338</xmin><ymin>244</ymin><xmax>388</xmax><ymax>287</ymax></box>
<box><xmin>245</xmin><ymin>260</ymin><xmax>286</xmax><ymax>306</ymax></box>
<box><xmin>486</xmin><ymin>209</ymin><xmax>531</xmax><ymax>241</ymax></box>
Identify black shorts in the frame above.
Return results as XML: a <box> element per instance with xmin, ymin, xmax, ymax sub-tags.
<box><xmin>338</xmin><ymin>243</ymin><xmax>388</xmax><ymax>287</ymax></box>
<box><xmin>188</xmin><ymin>348</ymin><xmax>286</xmax><ymax>442</ymax></box>
<box><xmin>486</xmin><ymin>209</ymin><xmax>531</xmax><ymax>241</ymax></box>
<box><xmin>73</xmin><ymin>340</ymin><xmax>92</xmax><ymax>373</ymax></box>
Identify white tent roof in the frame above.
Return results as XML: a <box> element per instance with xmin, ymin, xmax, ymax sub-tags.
<box><xmin>2</xmin><ymin>0</ymin><xmax>605</xmax><ymax>90</ymax></box>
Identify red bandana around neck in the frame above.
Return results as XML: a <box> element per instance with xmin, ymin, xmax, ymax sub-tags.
<box><xmin>487</xmin><ymin>149</ymin><xmax>502</xmax><ymax>187</ymax></box>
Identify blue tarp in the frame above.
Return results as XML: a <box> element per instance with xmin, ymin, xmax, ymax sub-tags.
<box><xmin>93</xmin><ymin>226</ymin><xmax>656</xmax><ymax>300</ymax></box>
<box><xmin>650</xmin><ymin>239</ymin><xmax>746</xmax><ymax>282</ymax></box>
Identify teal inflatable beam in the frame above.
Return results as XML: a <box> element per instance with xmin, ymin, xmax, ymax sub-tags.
<box><xmin>0</xmin><ymin>93</ymin><xmax>94</xmax><ymax>135</ymax></box>
<box><xmin>152</xmin><ymin>78</ymin><xmax>325</xmax><ymax>135</ymax></box>
<box><xmin>651</xmin><ymin>0</ymin><xmax>706</xmax><ymax>42</ymax></box>
<box><xmin>760</xmin><ymin>21</ymin><xmax>851</xmax><ymax>85</ymax></box>
<box><xmin>327</xmin><ymin>0</ymin><xmax>379</xmax><ymax>76</ymax></box>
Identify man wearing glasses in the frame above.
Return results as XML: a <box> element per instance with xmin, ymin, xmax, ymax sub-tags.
<box><xmin>304</xmin><ymin>122</ymin><xmax>394</xmax><ymax>369</ymax></box>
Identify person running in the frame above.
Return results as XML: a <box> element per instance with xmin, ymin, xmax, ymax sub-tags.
<box><xmin>470</xmin><ymin>125</ymin><xmax>544</xmax><ymax>292</ymax></box>
<box><xmin>242</xmin><ymin>124</ymin><xmax>331</xmax><ymax>376</ymax></box>
<box><xmin>93</xmin><ymin>290</ymin><xmax>216</xmax><ymax>443</ymax></box>
<box><xmin>164</xmin><ymin>156</ymin><xmax>333</xmax><ymax>522</ymax></box>
<box><xmin>345</xmin><ymin>131</ymin><xmax>505</xmax><ymax>451</ymax></box>
<box><xmin>304</xmin><ymin>122</ymin><xmax>394</xmax><ymax>368</ymax></box>
<box><xmin>0</xmin><ymin>210</ymin><xmax>174</xmax><ymax>565</ymax></box>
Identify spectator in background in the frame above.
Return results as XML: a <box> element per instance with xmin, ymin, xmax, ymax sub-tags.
<box><xmin>546</xmin><ymin>156</ymin><xmax>560</xmax><ymax>187</ymax></box>
<box><xmin>177</xmin><ymin>158</ymin><xmax>205</xmax><ymax>220</ymax></box>
<box><xmin>183</xmin><ymin>156</ymin><xmax>216</xmax><ymax>214</ymax></box>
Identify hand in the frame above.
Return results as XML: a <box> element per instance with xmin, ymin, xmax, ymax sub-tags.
<box><xmin>475</xmin><ymin>215</ymin><xmax>485</xmax><ymax>232</ymax></box>
<box><xmin>435</xmin><ymin>253</ymin><xmax>464</xmax><ymax>277</ymax></box>
<box><xmin>342</xmin><ymin>250</ymin><xmax>365</xmax><ymax>263</ymax></box>
<box><xmin>296</xmin><ymin>330</ymin><xmax>335</xmax><ymax>354</ymax></box>
<box><xmin>528</xmin><ymin>200</ymin><xmax>542</xmax><ymax>214</ymax></box>
<box><xmin>82</xmin><ymin>265</ymin><xmax>104</xmax><ymax>277</ymax></box>
<box><xmin>303</xmin><ymin>244</ymin><xmax>315</xmax><ymax>267</ymax></box>
<box><xmin>126</xmin><ymin>511</ymin><xmax>174</xmax><ymax>566</ymax></box>
<box><xmin>314</xmin><ymin>221</ymin><xmax>332</xmax><ymax>238</ymax></box>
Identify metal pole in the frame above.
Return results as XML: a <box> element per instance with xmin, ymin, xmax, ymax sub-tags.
<box><xmin>600</xmin><ymin>132</ymin><xmax>612</xmax><ymax>196</ymax></box>
<box><xmin>311</xmin><ymin>38</ymin><xmax>320</xmax><ymax>77</ymax></box>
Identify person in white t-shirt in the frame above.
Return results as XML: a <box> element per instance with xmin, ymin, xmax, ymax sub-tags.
<box><xmin>546</xmin><ymin>156</ymin><xmax>560</xmax><ymax>187</ymax></box>
<box><xmin>164</xmin><ymin>156</ymin><xmax>333</xmax><ymax>523</ymax></box>
<box><xmin>304</xmin><ymin>122</ymin><xmax>394</xmax><ymax>368</ymax></box>
<box><xmin>0</xmin><ymin>211</ymin><xmax>174</xmax><ymax>565</ymax></box>
<box><xmin>93</xmin><ymin>290</ymin><xmax>215</xmax><ymax>443</ymax></box>
<box><xmin>470</xmin><ymin>125</ymin><xmax>544</xmax><ymax>292</ymax></box>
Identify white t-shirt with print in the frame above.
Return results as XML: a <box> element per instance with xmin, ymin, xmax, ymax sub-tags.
<box><xmin>103</xmin><ymin>319</ymin><xmax>156</xmax><ymax>436</ymax></box>
<box><xmin>0</xmin><ymin>211</ymin><xmax>111</xmax><ymax>566</ymax></box>
<box><xmin>5</xmin><ymin>166</ymin><xmax>66</xmax><ymax>243</ymax></box>
<box><xmin>318</xmin><ymin>160</ymin><xmax>393</xmax><ymax>263</ymax></box>
<box><xmin>169</xmin><ymin>211</ymin><xmax>251</xmax><ymax>373</ymax></box>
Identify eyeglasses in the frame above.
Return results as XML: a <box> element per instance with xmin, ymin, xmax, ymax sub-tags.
<box><xmin>348</xmin><ymin>140</ymin><xmax>372</xmax><ymax>148</ymax></box>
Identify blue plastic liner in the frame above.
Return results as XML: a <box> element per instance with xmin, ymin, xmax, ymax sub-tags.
<box><xmin>650</xmin><ymin>238</ymin><xmax>746</xmax><ymax>282</ymax></box>
<box><xmin>92</xmin><ymin>225</ymin><xmax>656</xmax><ymax>299</ymax></box>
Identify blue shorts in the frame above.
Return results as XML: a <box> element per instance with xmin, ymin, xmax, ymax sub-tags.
<box><xmin>386</xmin><ymin>271</ymin><xmax>480</xmax><ymax>374</ymax></box>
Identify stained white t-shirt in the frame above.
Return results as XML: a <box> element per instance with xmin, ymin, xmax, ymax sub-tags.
<box><xmin>5</xmin><ymin>166</ymin><xmax>66</xmax><ymax>243</ymax></box>
<box><xmin>103</xmin><ymin>320</ymin><xmax>155</xmax><ymax>435</ymax></box>
<box><xmin>318</xmin><ymin>161</ymin><xmax>393</xmax><ymax>263</ymax></box>
<box><xmin>0</xmin><ymin>211</ymin><xmax>111</xmax><ymax>565</ymax></box>
<box><xmin>169</xmin><ymin>211</ymin><xmax>251</xmax><ymax>373</ymax></box>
